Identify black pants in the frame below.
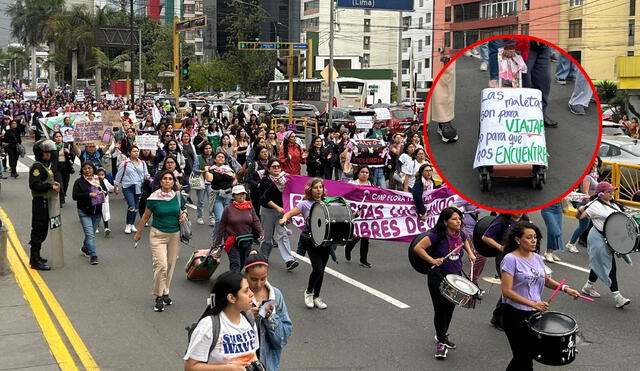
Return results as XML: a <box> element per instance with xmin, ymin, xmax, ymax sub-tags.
<box><xmin>522</xmin><ymin>43</ymin><xmax>551</xmax><ymax>113</ymax></box>
<box><xmin>307</xmin><ymin>243</ymin><xmax>330</xmax><ymax>297</ymax></box>
<box><xmin>6</xmin><ymin>145</ymin><xmax>18</xmax><ymax>175</ymax></box>
<box><xmin>345</xmin><ymin>237</ymin><xmax>369</xmax><ymax>263</ymax></box>
<box><xmin>503</xmin><ymin>304</ymin><xmax>536</xmax><ymax>371</ymax></box>
<box><xmin>427</xmin><ymin>271</ymin><xmax>456</xmax><ymax>342</ymax></box>
<box><xmin>30</xmin><ymin>197</ymin><xmax>49</xmax><ymax>260</ymax></box>
<box><xmin>57</xmin><ymin>164</ymin><xmax>72</xmax><ymax>204</ymax></box>
<box><xmin>588</xmin><ymin>253</ymin><xmax>619</xmax><ymax>292</ymax></box>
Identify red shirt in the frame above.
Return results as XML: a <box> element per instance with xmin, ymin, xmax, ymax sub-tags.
<box><xmin>279</xmin><ymin>143</ymin><xmax>305</xmax><ymax>175</ymax></box>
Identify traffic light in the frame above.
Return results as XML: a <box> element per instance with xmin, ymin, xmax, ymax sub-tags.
<box><xmin>181</xmin><ymin>57</ymin><xmax>190</xmax><ymax>81</ymax></box>
<box><xmin>276</xmin><ymin>57</ymin><xmax>287</xmax><ymax>78</ymax></box>
<box><xmin>239</xmin><ymin>42</ymin><xmax>256</xmax><ymax>49</ymax></box>
<box><xmin>293</xmin><ymin>55</ymin><xmax>306</xmax><ymax>77</ymax></box>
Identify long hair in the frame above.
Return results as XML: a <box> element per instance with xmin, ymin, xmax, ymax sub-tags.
<box><xmin>432</xmin><ymin>207</ymin><xmax>464</xmax><ymax>238</ymax></box>
<box><xmin>198</xmin><ymin>271</ymin><xmax>245</xmax><ymax>319</ymax></box>
<box><xmin>415</xmin><ymin>163</ymin><xmax>433</xmax><ymax>181</ymax></box>
<box><xmin>161</xmin><ymin>154</ymin><xmax>183</xmax><ymax>173</ymax></box>
<box><xmin>503</xmin><ymin>222</ymin><xmax>543</xmax><ymax>255</ymax></box>
<box><xmin>304</xmin><ymin>178</ymin><xmax>326</xmax><ymax>200</ymax></box>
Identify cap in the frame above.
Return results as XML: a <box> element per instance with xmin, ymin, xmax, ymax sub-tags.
<box><xmin>595</xmin><ymin>181</ymin><xmax>617</xmax><ymax>194</ymax></box>
<box><xmin>231</xmin><ymin>185</ymin><xmax>247</xmax><ymax>195</ymax></box>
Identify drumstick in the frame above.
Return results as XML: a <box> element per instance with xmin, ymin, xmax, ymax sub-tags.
<box><xmin>355</xmin><ymin>190</ymin><xmax>370</xmax><ymax>218</ymax></box>
<box><xmin>469</xmin><ymin>258</ymin><xmax>475</xmax><ymax>283</ymax></box>
<box><xmin>431</xmin><ymin>243</ymin><xmax>464</xmax><ymax>269</ymax></box>
<box><xmin>578</xmin><ymin>294</ymin><xmax>595</xmax><ymax>302</ymax></box>
<box><xmin>548</xmin><ymin>278</ymin><xmax>566</xmax><ymax>303</ymax></box>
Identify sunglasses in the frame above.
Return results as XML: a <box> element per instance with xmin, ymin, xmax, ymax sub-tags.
<box><xmin>270</xmin><ymin>165</ymin><xmax>281</xmax><ymax>168</ymax></box>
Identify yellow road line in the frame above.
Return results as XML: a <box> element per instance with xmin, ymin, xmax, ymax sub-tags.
<box><xmin>1</xmin><ymin>208</ymin><xmax>100</xmax><ymax>370</ymax></box>
<box><xmin>7</xmin><ymin>240</ymin><xmax>78</xmax><ymax>371</ymax></box>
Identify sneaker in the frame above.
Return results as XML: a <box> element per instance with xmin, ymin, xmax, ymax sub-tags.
<box><xmin>551</xmin><ymin>253</ymin><xmax>562</xmax><ymax>262</ymax></box>
<box><xmin>544</xmin><ymin>117</ymin><xmax>559</xmax><ymax>128</ymax></box>
<box><xmin>124</xmin><ymin>224</ymin><xmax>132</xmax><ymax>234</ymax></box>
<box><xmin>569</xmin><ymin>104</ymin><xmax>585</xmax><ymax>115</ymax></box>
<box><xmin>209</xmin><ymin>220</ymin><xmax>215</xmax><ymax>226</ymax></box>
<box><xmin>434</xmin><ymin>334</ymin><xmax>456</xmax><ymax>349</ymax></box>
<box><xmin>581</xmin><ymin>284</ymin><xmax>601</xmax><ymax>298</ymax></box>
<box><xmin>488</xmin><ymin>79</ymin><xmax>498</xmax><ymax>88</ymax></box>
<box><xmin>480</xmin><ymin>61</ymin><xmax>488</xmax><ymax>71</ymax></box>
<box><xmin>543</xmin><ymin>252</ymin><xmax>555</xmax><ymax>262</ymax></box>
<box><xmin>90</xmin><ymin>256</ymin><xmax>99</xmax><ymax>265</ymax></box>
<box><xmin>463</xmin><ymin>50</ymin><xmax>472</xmax><ymax>57</ymax></box>
<box><xmin>437</xmin><ymin>122</ymin><xmax>458</xmax><ymax>143</ymax></box>
<box><xmin>162</xmin><ymin>294</ymin><xmax>172</xmax><ymax>306</ymax></box>
<box><xmin>304</xmin><ymin>290</ymin><xmax>314</xmax><ymax>309</ymax></box>
<box><xmin>154</xmin><ymin>296</ymin><xmax>164</xmax><ymax>312</ymax></box>
<box><xmin>197</xmin><ymin>218</ymin><xmax>204</xmax><ymax>225</ymax></box>
<box><xmin>615</xmin><ymin>294</ymin><xmax>631</xmax><ymax>308</ymax></box>
<box><xmin>490</xmin><ymin>317</ymin><xmax>504</xmax><ymax>331</ymax></box>
<box><xmin>104</xmin><ymin>228</ymin><xmax>111</xmax><ymax>238</ymax></box>
<box><xmin>95</xmin><ymin>228</ymin><xmax>100</xmax><ymax>234</ymax></box>
<box><xmin>313</xmin><ymin>297</ymin><xmax>328</xmax><ymax>309</ymax></box>
<box><xmin>556</xmin><ymin>77</ymin><xmax>567</xmax><ymax>85</ymax></box>
<box><xmin>81</xmin><ymin>247</ymin><xmax>90</xmax><ymax>257</ymax></box>
<box><xmin>565</xmin><ymin>243</ymin><xmax>579</xmax><ymax>253</ymax></box>
<box><xmin>359</xmin><ymin>261</ymin><xmax>372</xmax><ymax>268</ymax></box>
<box><xmin>130</xmin><ymin>224</ymin><xmax>138</xmax><ymax>233</ymax></box>
<box><xmin>435</xmin><ymin>343</ymin><xmax>448</xmax><ymax>359</ymax></box>
<box><xmin>285</xmin><ymin>260</ymin><xmax>299</xmax><ymax>271</ymax></box>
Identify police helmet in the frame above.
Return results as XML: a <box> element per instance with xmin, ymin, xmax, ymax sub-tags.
<box><xmin>33</xmin><ymin>139</ymin><xmax>57</xmax><ymax>161</ymax></box>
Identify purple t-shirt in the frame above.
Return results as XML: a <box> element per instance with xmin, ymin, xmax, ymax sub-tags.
<box><xmin>426</xmin><ymin>231</ymin><xmax>464</xmax><ymax>274</ymax></box>
<box><xmin>500</xmin><ymin>253</ymin><xmax>546</xmax><ymax>311</ymax></box>
<box><xmin>483</xmin><ymin>217</ymin><xmax>519</xmax><ymax>245</ymax></box>
<box><xmin>296</xmin><ymin>199</ymin><xmax>315</xmax><ymax>220</ymax></box>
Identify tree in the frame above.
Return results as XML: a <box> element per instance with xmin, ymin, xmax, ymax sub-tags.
<box><xmin>189</xmin><ymin>60</ymin><xmax>236</xmax><ymax>92</ymax></box>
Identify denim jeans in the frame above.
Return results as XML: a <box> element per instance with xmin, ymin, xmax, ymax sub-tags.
<box><xmin>122</xmin><ymin>185</ymin><xmax>141</xmax><ymax>225</ymax></box>
<box><xmin>570</xmin><ymin>201</ymin><xmax>591</xmax><ymax>244</ymax></box>
<box><xmin>259</xmin><ymin>207</ymin><xmax>294</xmax><ymax>262</ymax></box>
<box><xmin>78</xmin><ymin>209</ymin><xmax>101</xmax><ymax>257</ymax></box>
<box><xmin>371</xmin><ymin>167</ymin><xmax>386</xmax><ymax>188</ymax></box>
<box><xmin>555</xmin><ymin>53</ymin><xmax>577</xmax><ymax>79</ymax></box>
<box><xmin>210</xmin><ymin>191</ymin><xmax>232</xmax><ymax>240</ymax></box>
<box><xmin>479</xmin><ymin>42</ymin><xmax>489</xmax><ymax>63</ymax></box>
<box><xmin>228</xmin><ymin>239</ymin><xmax>252</xmax><ymax>272</ymax></box>
<box><xmin>488</xmin><ymin>39</ymin><xmax>504</xmax><ymax>81</ymax></box>
<box><xmin>196</xmin><ymin>184</ymin><xmax>213</xmax><ymax>220</ymax></box>
<box><xmin>541</xmin><ymin>203</ymin><xmax>563</xmax><ymax>251</ymax></box>
<box><xmin>569</xmin><ymin>71</ymin><xmax>593</xmax><ymax>108</ymax></box>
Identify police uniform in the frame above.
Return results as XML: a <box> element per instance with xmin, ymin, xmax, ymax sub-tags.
<box><xmin>29</xmin><ymin>160</ymin><xmax>55</xmax><ymax>269</ymax></box>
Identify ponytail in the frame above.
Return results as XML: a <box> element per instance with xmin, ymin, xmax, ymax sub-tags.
<box><xmin>198</xmin><ymin>271</ymin><xmax>245</xmax><ymax>320</ymax></box>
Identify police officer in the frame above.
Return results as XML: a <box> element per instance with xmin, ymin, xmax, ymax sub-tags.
<box><xmin>29</xmin><ymin>139</ymin><xmax>61</xmax><ymax>271</ymax></box>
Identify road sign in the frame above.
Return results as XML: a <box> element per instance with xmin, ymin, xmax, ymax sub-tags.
<box><xmin>238</xmin><ymin>42</ymin><xmax>308</xmax><ymax>50</ymax></box>
<box><xmin>336</xmin><ymin>0</ymin><xmax>414</xmax><ymax>11</ymax></box>
<box><xmin>94</xmin><ymin>27</ymin><xmax>140</xmax><ymax>47</ymax></box>
<box><xmin>321</xmin><ymin>65</ymin><xmax>339</xmax><ymax>84</ymax></box>
<box><xmin>176</xmin><ymin>16</ymin><xmax>207</xmax><ymax>32</ymax></box>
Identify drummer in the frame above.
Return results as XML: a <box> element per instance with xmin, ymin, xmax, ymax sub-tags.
<box><xmin>575</xmin><ymin>181</ymin><xmax>632</xmax><ymax>308</ymax></box>
<box><xmin>279</xmin><ymin>178</ymin><xmax>331</xmax><ymax>310</ymax></box>
<box><xmin>500</xmin><ymin>223</ymin><xmax>580</xmax><ymax>370</ymax></box>
<box><xmin>412</xmin><ymin>207</ymin><xmax>476</xmax><ymax>359</ymax></box>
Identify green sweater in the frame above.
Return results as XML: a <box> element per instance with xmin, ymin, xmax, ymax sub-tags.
<box><xmin>146</xmin><ymin>195</ymin><xmax>186</xmax><ymax>233</ymax></box>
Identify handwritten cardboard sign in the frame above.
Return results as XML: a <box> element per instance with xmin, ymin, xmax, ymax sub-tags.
<box><xmin>102</xmin><ymin>110</ymin><xmax>122</xmax><ymax>128</ymax></box>
<box><xmin>354</xmin><ymin>116</ymin><xmax>373</xmax><ymax>129</ymax></box>
<box><xmin>74</xmin><ymin>121</ymin><xmax>112</xmax><ymax>146</ymax></box>
<box><xmin>135</xmin><ymin>134</ymin><xmax>159</xmax><ymax>150</ymax></box>
<box><xmin>473</xmin><ymin>88</ymin><xmax>548</xmax><ymax>168</ymax></box>
<box><xmin>351</xmin><ymin>139</ymin><xmax>386</xmax><ymax>166</ymax></box>
<box><xmin>374</xmin><ymin>108</ymin><xmax>391</xmax><ymax>120</ymax></box>
<box><xmin>23</xmin><ymin>91</ymin><xmax>37</xmax><ymax>101</ymax></box>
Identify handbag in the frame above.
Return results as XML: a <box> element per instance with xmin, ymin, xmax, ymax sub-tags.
<box><xmin>16</xmin><ymin>143</ymin><xmax>25</xmax><ymax>158</ymax></box>
<box><xmin>189</xmin><ymin>172</ymin><xmax>205</xmax><ymax>190</ymax></box>
<box><xmin>177</xmin><ymin>194</ymin><xmax>192</xmax><ymax>244</ymax></box>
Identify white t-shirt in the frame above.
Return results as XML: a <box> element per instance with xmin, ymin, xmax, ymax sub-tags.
<box><xmin>585</xmin><ymin>201</ymin><xmax>622</xmax><ymax>232</ymax></box>
<box><xmin>401</xmin><ymin>159</ymin><xmax>426</xmax><ymax>189</ymax></box>
<box><xmin>184</xmin><ymin>312</ymin><xmax>259</xmax><ymax>365</ymax></box>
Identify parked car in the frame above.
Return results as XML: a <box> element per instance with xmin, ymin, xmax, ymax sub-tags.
<box><xmin>188</xmin><ymin>99</ymin><xmax>208</xmax><ymax>113</ymax></box>
<box><xmin>402</xmin><ymin>99</ymin><xmax>425</xmax><ymax>110</ymax></box>
<box><xmin>236</xmin><ymin>102</ymin><xmax>274</xmax><ymax>122</ymax></box>
<box><xmin>387</xmin><ymin>106</ymin><xmax>416</xmax><ymax>133</ymax></box>
<box><xmin>270</xmin><ymin>103</ymin><xmax>319</xmax><ymax>120</ymax></box>
<box><xmin>599</xmin><ymin>138</ymin><xmax>640</xmax><ymax>165</ymax></box>
<box><xmin>205</xmin><ymin>102</ymin><xmax>233</xmax><ymax>122</ymax></box>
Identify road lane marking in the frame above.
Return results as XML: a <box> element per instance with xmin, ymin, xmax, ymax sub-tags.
<box><xmin>291</xmin><ymin>252</ymin><xmax>411</xmax><ymax>309</ymax></box>
<box><xmin>6</xmin><ymin>237</ymin><xmax>78</xmax><ymax>371</ymax></box>
<box><xmin>0</xmin><ymin>208</ymin><xmax>100</xmax><ymax>370</ymax></box>
<box><xmin>553</xmin><ymin>261</ymin><xmax>590</xmax><ymax>273</ymax></box>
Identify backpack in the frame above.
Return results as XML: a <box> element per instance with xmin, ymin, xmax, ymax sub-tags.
<box><xmin>185</xmin><ymin>311</ymin><xmax>256</xmax><ymax>358</ymax></box>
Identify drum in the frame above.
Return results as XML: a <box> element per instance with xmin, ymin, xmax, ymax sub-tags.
<box><xmin>439</xmin><ymin>274</ymin><xmax>480</xmax><ymax>309</ymax></box>
<box><xmin>528</xmin><ymin>311</ymin><xmax>578</xmax><ymax>366</ymax></box>
<box><xmin>309</xmin><ymin>200</ymin><xmax>353</xmax><ymax>247</ymax></box>
<box><xmin>408</xmin><ymin>232</ymin><xmax>431</xmax><ymax>274</ymax></box>
<box><xmin>603</xmin><ymin>212</ymin><xmax>640</xmax><ymax>254</ymax></box>
<box><xmin>473</xmin><ymin>216</ymin><xmax>501</xmax><ymax>257</ymax></box>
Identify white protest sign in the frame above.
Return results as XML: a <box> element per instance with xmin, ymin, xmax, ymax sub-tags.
<box><xmin>473</xmin><ymin>88</ymin><xmax>548</xmax><ymax>169</ymax></box>
<box><xmin>135</xmin><ymin>134</ymin><xmax>159</xmax><ymax>150</ymax></box>
<box><xmin>106</xmin><ymin>94</ymin><xmax>115</xmax><ymax>101</ymax></box>
<box><xmin>75</xmin><ymin>90</ymin><xmax>85</xmax><ymax>102</ymax></box>
<box><xmin>23</xmin><ymin>91</ymin><xmax>37</xmax><ymax>101</ymax></box>
<box><xmin>374</xmin><ymin>108</ymin><xmax>391</xmax><ymax>120</ymax></box>
<box><xmin>354</xmin><ymin>115</ymin><xmax>373</xmax><ymax>129</ymax></box>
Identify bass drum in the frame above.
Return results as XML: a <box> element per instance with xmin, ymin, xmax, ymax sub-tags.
<box><xmin>473</xmin><ymin>215</ymin><xmax>500</xmax><ymax>257</ymax></box>
<box><xmin>309</xmin><ymin>201</ymin><xmax>353</xmax><ymax>247</ymax></box>
<box><xmin>603</xmin><ymin>211</ymin><xmax>640</xmax><ymax>254</ymax></box>
<box><xmin>529</xmin><ymin>311</ymin><xmax>578</xmax><ymax>366</ymax></box>
<box><xmin>408</xmin><ymin>232</ymin><xmax>431</xmax><ymax>274</ymax></box>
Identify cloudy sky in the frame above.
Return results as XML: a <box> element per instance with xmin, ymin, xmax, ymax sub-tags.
<box><xmin>0</xmin><ymin>0</ymin><xmax>14</xmax><ymax>48</ymax></box>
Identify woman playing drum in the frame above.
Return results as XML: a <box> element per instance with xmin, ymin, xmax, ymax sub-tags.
<box><xmin>412</xmin><ymin>207</ymin><xmax>476</xmax><ymax>359</ymax></box>
<box><xmin>500</xmin><ymin>223</ymin><xmax>579</xmax><ymax>371</ymax></box>
<box><xmin>575</xmin><ymin>181</ymin><xmax>632</xmax><ymax>308</ymax></box>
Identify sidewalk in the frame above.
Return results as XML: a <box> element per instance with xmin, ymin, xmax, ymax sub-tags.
<box><xmin>0</xmin><ymin>274</ymin><xmax>58</xmax><ymax>370</ymax></box>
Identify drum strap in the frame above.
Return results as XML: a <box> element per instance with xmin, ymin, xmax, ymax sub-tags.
<box><xmin>323</xmin><ymin>196</ymin><xmax>347</xmax><ymax>205</ymax></box>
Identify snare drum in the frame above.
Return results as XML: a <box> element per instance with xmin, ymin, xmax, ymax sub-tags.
<box><xmin>604</xmin><ymin>212</ymin><xmax>640</xmax><ymax>254</ymax></box>
<box><xmin>309</xmin><ymin>201</ymin><xmax>354</xmax><ymax>247</ymax></box>
<box><xmin>439</xmin><ymin>274</ymin><xmax>480</xmax><ymax>309</ymax></box>
<box><xmin>528</xmin><ymin>311</ymin><xmax>578</xmax><ymax>366</ymax></box>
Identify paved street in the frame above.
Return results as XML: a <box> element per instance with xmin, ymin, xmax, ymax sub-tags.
<box><xmin>1</xmin><ymin>141</ymin><xmax>639</xmax><ymax>371</ymax></box>
<box><xmin>428</xmin><ymin>52</ymin><xmax>601</xmax><ymax>211</ymax></box>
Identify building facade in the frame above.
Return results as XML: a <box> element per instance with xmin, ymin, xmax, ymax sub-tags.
<box><xmin>183</xmin><ymin>0</ymin><xmax>205</xmax><ymax>57</ymax></box>
<box><xmin>401</xmin><ymin>0</ymin><xmax>435</xmax><ymax>100</ymax></box>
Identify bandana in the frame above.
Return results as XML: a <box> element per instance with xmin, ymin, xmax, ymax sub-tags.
<box><xmin>55</xmin><ymin>142</ymin><xmax>63</xmax><ymax>151</ymax></box>
<box><xmin>232</xmin><ymin>201</ymin><xmax>252</xmax><ymax>210</ymax></box>
<box><xmin>147</xmin><ymin>189</ymin><xmax>176</xmax><ymax>201</ymax></box>
<box><xmin>446</xmin><ymin>231</ymin><xmax>463</xmax><ymax>253</ymax></box>
<box><xmin>269</xmin><ymin>172</ymin><xmax>288</xmax><ymax>192</ymax></box>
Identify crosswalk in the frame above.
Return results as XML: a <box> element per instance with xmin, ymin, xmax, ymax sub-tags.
<box><xmin>14</xmin><ymin>155</ymin><xmax>82</xmax><ymax>173</ymax></box>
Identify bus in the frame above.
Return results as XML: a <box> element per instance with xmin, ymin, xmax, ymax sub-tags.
<box><xmin>267</xmin><ymin>77</ymin><xmax>367</xmax><ymax>111</ymax></box>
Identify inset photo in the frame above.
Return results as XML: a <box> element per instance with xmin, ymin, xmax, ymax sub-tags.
<box><xmin>425</xmin><ymin>35</ymin><xmax>601</xmax><ymax>212</ymax></box>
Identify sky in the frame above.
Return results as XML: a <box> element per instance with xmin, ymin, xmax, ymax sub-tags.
<box><xmin>0</xmin><ymin>0</ymin><xmax>14</xmax><ymax>49</ymax></box>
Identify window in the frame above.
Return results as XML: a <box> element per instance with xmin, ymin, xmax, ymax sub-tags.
<box><xmin>445</xmin><ymin>7</ymin><xmax>451</xmax><ymax>22</ymax></box>
<box><xmin>632</xmin><ymin>0</ymin><xmax>637</xmax><ymax>16</ymax></box>
<box><xmin>425</xmin><ymin>58</ymin><xmax>430</xmax><ymax>68</ymax></box>
<box><xmin>402</xmin><ymin>38</ymin><xmax>411</xmax><ymax>49</ymax></box>
<box><xmin>403</xmin><ymin>16</ymin><xmax>412</xmax><ymax>31</ymax></box>
<box><xmin>402</xmin><ymin>60</ymin><xmax>410</xmax><ymax>74</ymax></box>
<box><xmin>363</xmin><ymin>36</ymin><xmax>370</xmax><ymax>50</ymax></box>
<box><xmin>629</xmin><ymin>51</ymin><xmax>635</xmax><ymax>56</ymax></box>
<box><xmin>444</xmin><ymin>32</ymin><xmax>451</xmax><ymax>47</ymax></box>
<box><xmin>569</xmin><ymin>0</ymin><xmax>583</xmax><ymax>6</ymax></box>
<box><xmin>523</xmin><ymin>0</ymin><xmax>530</xmax><ymax>10</ymax></box>
<box><xmin>420</xmin><ymin>0</ymin><xmax>424</xmax><ymax>7</ymax></box>
<box><xmin>418</xmin><ymin>40</ymin><xmax>423</xmax><ymax>52</ymax></box>
<box><xmin>301</xmin><ymin>17</ymin><xmax>319</xmax><ymax>29</ymax></box>
<box><xmin>629</xmin><ymin>20</ymin><xmax>636</xmax><ymax>46</ymax></box>
<box><xmin>364</xmin><ymin>19</ymin><xmax>371</xmax><ymax>32</ymax></box>
<box><xmin>480</xmin><ymin>0</ymin><xmax>517</xmax><ymax>19</ymax></box>
<box><xmin>569</xmin><ymin>19</ymin><xmax>582</xmax><ymax>38</ymax></box>
<box><xmin>418</xmin><ymin>62</ymin><xmax>422</xmax><ymax>74</ymax></box>
<box><xmin>419</xmin><ymin>17</ymin><xmax>423</xmax><ymax>29</ymax></box>
<box><xmin>425</xmin><ymin>12</ymin><xmax>432</xmax><ymax>23</ymax></box>
<box><xmin>304</xmin><ymin>0</ymin><xmax>320</xmax><ymax>12</ymax></box>
<box><xmin>425</xmin><ymin>35</ymin><xmax>431</xmax><ymax>46</ymax></box>
<box><xmin>363</xmin><ymin>54</ymin><xmax>370</xmax><ymax>68</ymax></box>
<box><xmin>521</xmin><ymin>23</ymin><xmax>529</xmax><ymax>35</ymax></box>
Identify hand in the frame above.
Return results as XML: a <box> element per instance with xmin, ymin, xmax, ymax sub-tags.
<box><xmin>52</xmin><ymin>182</ymin><xmax>61</xmax><ymax>193</ymax></box>
<box><xmin>432</xmin><ymin>257</ymin><xmax>445</xmax><ymax>267</ymax></box>
<box><xmin>250</xmin><ymin>306</ymin><xmax>260</xmax><ymax>318</ymax></box>
<box><xmin>278</xmin><ymin>217</ymin><xmax>287</xmax><ymax>226</ymax></box>
<box><xmin>63</xmin><ymin>148</ymin><xmax>69</xmax><ymax>154</ymax></box>
<box><xmin>113</xmin><ymin>186</ymin><xmax>119</xmax><ymax>194</ymax></box>
<box><xmin>179</xmin><ymin>212</ymin><xmax>188</xmax><ymax>223</ymax></box>
<box><xmin>564</xmin><ymin>287</ymin><xmax>581</xmax><ymax>299</ymax></box>
<box><xmin>502</xmin><ymin>49</ymin><xmax>516</xmax><ymax>58</ymax></box>
<box><xmin>263</xmin><ymin>303</ymin><xmax>274</xmax><ymax>319</ymax></box>
<box><xmin>258</xmin><ymin>235</ymin><xmax>265</xmax><ymax>241</ymax></box>
<box><xmin>89</xmin><ymin>192</ymin><xmax>97</xmax><ymax>198</ymax></box>
<box><xmin>133</xmin><ymin>230</ymin><xmax>141</xmax><ymax>242</ymax></box>
<box><xmin>532</xmin><ymin>301</ymin><xmax>549</xmax><ymax>312</ymax></box>
<box><xmin>277</xmin><ymin>207</ymin><xmax>285</xmax><ymax>215</ymax></box>
<box><xmin>468</xmin><ymin>254</ymin><xmax>477</xmax><ymax>264</ymax></box>
<box><xmin>420</xmin><ymin>214</ymin><xmax>427</xmax><ymax>221</ymax></box>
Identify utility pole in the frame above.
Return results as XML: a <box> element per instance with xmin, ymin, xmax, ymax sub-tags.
<box><xmin>328</xmin><ymin>0</ymin><xmax>335</xmax><ymax>125</ymax></box>
<box><xmin>288</xmin><ymin>45</ymin><xmax>294</xmax><ymax>126</ymax></box>
<box><xmin>396</xmin><ymin>12</ymin><xmax>403</xmax><ymax>104</ymax></box>
<box><xmin>129</xmin><ymin>0</ymin><xmax>135</xmax><ymax>102</ymax></box>
<box><xmin>173</xmin><ymin>17</ymin><xmax>180</xmax><ymax>104</ymax></box>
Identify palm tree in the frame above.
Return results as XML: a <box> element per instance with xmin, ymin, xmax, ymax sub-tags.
<box><xmin>6</xmin><ymin>0</ymin><xmax>65</xmax><ymax>88</ymax></box>
<box><xmin>90</xmin><ymin>47</ymin><xmax>130</xmax><ymax>94</ymax></box>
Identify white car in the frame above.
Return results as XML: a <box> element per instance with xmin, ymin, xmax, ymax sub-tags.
<box><xmin>187</xmin><ymin>99</ymin><xmax>208</xmax><ymax>113</ymax></box>
<box><xmin>237</xmin><ymin>102</ymin><xmax>273</xmax><ymax>122</ymax></box>
<box><xmin>599</xmin><ymin>138</ymin><xmax>640</xmax><ymax>166</ymax></box>
<box><xmin>206</xmin><ymin>102</ymin><xmax>233</xmax><ymax>122</ymax></box>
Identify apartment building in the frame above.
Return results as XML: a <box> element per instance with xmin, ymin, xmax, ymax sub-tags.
<box><xmin>401</xmin><ymin>0</ymin><xmax>435</xmax><ymax>100</ymax></box>
<box><xmin>183</xmin><ymin>0</ymin><xmax>205</xmax><ymax>57</ymax></box>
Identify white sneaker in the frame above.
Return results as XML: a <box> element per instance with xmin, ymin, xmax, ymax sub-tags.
<box><xmin>551</xmin><ymin>252</ymin><xmax>561</xmax><ymax>262</ymax></box>
<box><xmin>543</xmin><ymin>252</ymin><xmax>555</xmax><ymax>262</ymax></box>
<box><xmin>104</xmin><ymin>228</ymin><xmax>111</xmax><ymax>238</ymax></box>
<box><xmin>313</xmin><ymin>297</ymin><xmax>328</xmax><ymax>310</ymax></box>
<box><xmin>209</xmin><ymin>220</ymin><xmax>215</xmax><ymax>226</ymax></box>
<box><xmin>304</xmin><ymin>290</ymin><xmax>314</xmax><ymax>309</ymax></box>
<box><xmin>95</xmin><ymin>228</ymin><xmax>100</xmax><ymax>234</ymax></box>
<box><xmin>197</xmin><ymin>218</ymin><xmax>204</xmax><ymax>225</ymax></box>
<box><xmin>581</xmin><ymin>284</ymin><xmax>601</xmax><ymax>298</ymax></box>
<box><xmin>480</xmin><ymin>61</ymin><xmax>488</xmax><ymax>71</ymax></box>
<box><xmin>615</xmin><ymin>294</ymin><xmax>631</xmax><ymax>308</ymax></box>
<box><xmin>124</xmin><ymin>224</ymin><xmax>132</xmax><ymax>234</ymax></box>
<box><xmin>130</xmin><ymin>224</ymin><xmax>138</xmax><ymax>233</ymax></box>
<box><xmin>565</xmin><ymin>243</ymin><xmax>579</xmax><ymax>253</ymax></box>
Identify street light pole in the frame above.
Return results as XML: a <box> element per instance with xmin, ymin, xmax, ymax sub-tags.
<box><xmin>328</xmin><ymin>0</ymin><xmax>335</xmax><ymax>126</ymax></box>
<box><xmin>129</xmin><ymin>0</ymin><xmax>135</xmax><ymax>102</ymax></box>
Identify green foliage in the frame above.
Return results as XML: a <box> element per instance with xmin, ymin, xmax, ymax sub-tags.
<box><xmin>188</xmin><ymin>59</ymin><xmax>236</xmax><ymax>92</ymax></box>
<box><xmin>595</xmin><ymin>80</ymin><xmax>619</xmax><ymax>104</ymax></box>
